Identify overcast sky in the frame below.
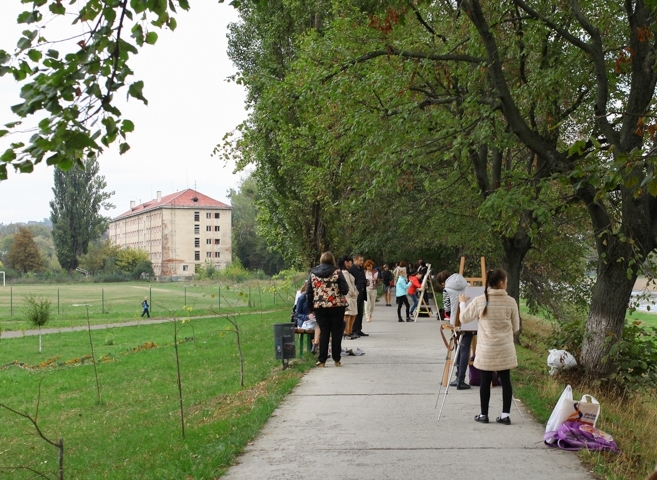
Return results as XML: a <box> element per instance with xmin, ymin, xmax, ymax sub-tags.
<box><xmin>0</xmin><ymin>2</ymin><xmax>248</xmax><ymax>224</ymax></box>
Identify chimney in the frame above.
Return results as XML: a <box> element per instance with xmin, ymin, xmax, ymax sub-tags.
<box><xmin>157</xmin><ymin>191</ymin><xmax>161</xmax><ymax>202</ymax></box>
<box><xmin>130</xmin><ymin>201</ymin><xmax>136</xmax><ymax>209</ymax></box>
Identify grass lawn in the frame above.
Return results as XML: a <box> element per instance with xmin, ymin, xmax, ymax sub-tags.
<box><xmin>0</xmin><ymin>309</ymin><xmax>312</xmax><ymax>479</ymax></box>
<box><xmin>0</xmin><ymin>280</ymin><xmax>298</xmax><ymax>332</ymax></box>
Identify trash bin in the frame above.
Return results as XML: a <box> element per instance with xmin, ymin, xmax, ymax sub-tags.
<box><xmin>273</xmin><ymin>323</ymin><xmax>296</xmax><ymax>361</ymax></box>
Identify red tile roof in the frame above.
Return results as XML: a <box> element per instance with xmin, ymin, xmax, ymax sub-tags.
<box><xmin>113</xmin><ymin>189</ymin><xmax>231</xmax><ymax>220</ymax></box>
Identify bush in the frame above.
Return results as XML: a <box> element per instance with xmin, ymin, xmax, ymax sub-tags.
<box><xmin>603</xmin><ymin>321</ymin><xmax>657</xmax><ymax>393</ymax></box>
<box><xmin>92</xmin><ymin>273</ymin><xmax>132</xmax><ymax>283</ymax></box>
<box><xmin>549</xmin><ymin>317</ymin><xmax>657</xmax><ymax>393</ymax></box>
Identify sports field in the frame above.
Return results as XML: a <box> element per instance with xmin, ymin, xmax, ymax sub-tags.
<box><xmin>0</xmin><ymin>280</ymin><xmax>298</xmax><ymax>332</ymax></box>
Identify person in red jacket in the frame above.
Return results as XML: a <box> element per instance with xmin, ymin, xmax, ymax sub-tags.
<box><xmin>408</xmin><ymin>270</ymin><xmax>423</xmax><ymax>318</ymax></box>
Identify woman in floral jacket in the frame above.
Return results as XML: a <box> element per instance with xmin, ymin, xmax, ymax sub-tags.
<box><xmin>306</xmin><ymin>252</ymin><xmax>349</xmax><ymax>367</ymax></box>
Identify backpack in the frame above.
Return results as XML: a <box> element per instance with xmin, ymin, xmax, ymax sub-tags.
<box><xmin>546</xmin><ymin>421</ymin><xmax>619</xmax><ymax>453</ymax></box>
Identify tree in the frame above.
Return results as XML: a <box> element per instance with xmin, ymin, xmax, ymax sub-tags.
<box><xmin>115</xmin><ymin>247</ymin><xmax>150</xmax><ymax>274</ymax></box>
<box><xmin>50</xmin><ymin>156</ymin><xmax>114</xmax><ymax>271</ymax></box>
<box><xmin>228</xmin><ymin>176</ymin><xmax>287</xmax><ymax>275</ymax></box>
<box><xmin>5</xmin><ymin>226</ymin><xmax>44</xmax><ymax>273</ymax></box>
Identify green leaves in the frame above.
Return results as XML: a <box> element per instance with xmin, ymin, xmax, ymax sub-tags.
<box><xmin>1</xmin><ymin>0</ymin><xmax>199</xmax><ymax>177</ymax></box>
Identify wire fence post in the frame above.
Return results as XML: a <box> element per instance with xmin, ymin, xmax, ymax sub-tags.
<box><xmin>149</xmin><ymin>286</ymin><xmax>152</xmax><ymax>316</ymax></box>
<box><xmin>102</xmin><ymin>288</ymin><xmax>105</xmax><ymax>314</ymax></box>
<box><xmin>249</xmin><ymin>286</ymin><xmax>252</xmax><ymax>307</ymax></box>
<box><xmin>57</xmin><ymin>288</ymin><xmax>60</xmax><ymax>315</ymax></box>
<box><xmin>218</xmin><ymin>285</ymin><xmax>221</xmax><ymax>309</ymax></box>
<box><xmin>10</xmin><ymin>286</ymin><xmax>12</xmax><ymax>316</ymax></box>
<box><xmin>184</xmin><ymin>286</ymin><xmax>187</xmax><ymax>307</ymax></box>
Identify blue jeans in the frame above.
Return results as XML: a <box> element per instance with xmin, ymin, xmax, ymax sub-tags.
<box><xmin>409</xmin><ymin>293</ymin><xmax>419</xmax><ymax>315</ymax></box>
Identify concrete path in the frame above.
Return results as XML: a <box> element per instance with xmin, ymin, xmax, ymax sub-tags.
<box><xmin>223</xmin><ymin>301</ymin><xmax>594</xmax><ymax>480</ymax></box>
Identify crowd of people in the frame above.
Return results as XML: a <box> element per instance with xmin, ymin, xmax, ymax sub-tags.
<box><xmin>292</xmin><ymin>255</ymin><xmax>520</xmax><ymax>425</ymax></box>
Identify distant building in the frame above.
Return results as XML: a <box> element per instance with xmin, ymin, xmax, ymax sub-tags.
<box><xmin>108</xmin><ymin>189</ymin><xmax>232</xmax><ymax>280</ymax></box>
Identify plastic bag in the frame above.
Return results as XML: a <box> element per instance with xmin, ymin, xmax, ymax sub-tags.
<box><xmin>544</xmin><ymin>385</ymin><xmax>601</xmax><ymax>445</ymax></box>
<box><xmin>547</xmin><ymin>349</ymin><xmax>577</xmax><ymax>375</ymax></box>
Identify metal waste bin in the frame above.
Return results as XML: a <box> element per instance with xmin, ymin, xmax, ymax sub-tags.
<box><xmin>273</xmin><ymin>323</ymin><xmax>296</xmax><ymax>367</ymax></box>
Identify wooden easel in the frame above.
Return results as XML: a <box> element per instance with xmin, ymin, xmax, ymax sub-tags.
<box><xmin>412</xmin><ymin>264</ymin><xmax>438</xmax><ymax>322</ymax></box>
<box><xmin>440</xmin><ymin>256</ymin><xmax>486</xmax><ymax>387</ymax></box>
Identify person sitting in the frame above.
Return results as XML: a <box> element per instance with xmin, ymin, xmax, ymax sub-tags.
<box><xmin>294</xmin><ymin>281</ymin><xmax>318</xmax><ymax>352</ymax></box>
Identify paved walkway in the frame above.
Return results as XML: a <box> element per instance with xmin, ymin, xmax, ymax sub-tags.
<box><xmin>223</xmin><ymin>300</ymin><xmax>594</xmax><ymax>480</ymax></box>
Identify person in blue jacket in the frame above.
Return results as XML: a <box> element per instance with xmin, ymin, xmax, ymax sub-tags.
<box><xmin>395</xmin><ymin>270</ymin><xmax>412</xmax><ymax>322</ymax></box>
<box><xmin>141</xmin><ymin>297</ymin><xmax>150</xmax><ymax>318</ymax></box>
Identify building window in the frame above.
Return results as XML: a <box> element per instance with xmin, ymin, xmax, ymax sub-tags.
<box><xmin>206</xmin><ymin>252</ymin><xmax>212</xmax><ymax>258</ymax></box>
<box><xmin>194</xmin><ymin>212</ymin><xmax>199</xmax><ymax>221</ymax></box>
<box><xmin>194</xmin><ymin>225</ymin><xmax>199</xmax><ymax>234</ymax></box>
<box><xmin>206</xmin><ymin>226</ymin><xmax>211</xmax><ymax>232</ymax></box>
<box><xmin>194</xmin><ymin>238</ymin><xmax>200</xmax><ymax>247</ymax></box>
<box><xmin>206</xmin><ymin>212</ymin><xmax>212</xmax><ymax>219</ymax></box>
<box><xmin>182</xmin><ymin>265</ymin><xmax>189</xmax><ymax>271</ymax></box>
<box><xmin>214</xmin><ymin>213</ymin><xmax>220</xmax><ymax>219</ymax></box>
<box><xmin>214</xmin><ymin>226</ymin><xmax>220</xmax><ymax>231</ymax></box>
<box><xmin>206</xmin><ymin>239</ymin><xmax>212</xmax><ymax>245</ymax></box>
<box><xmin>214</xmin><ymin>252</ymin><xmax>221</xmax><ymax>258</ymax></box>
<box><xmin>214</xmin><ymin>239</ymin><xmax>220</xmax><ymax>245</ymax></box>
<box><xmin>194</xmin><ymin>251</ymin><xmax>200</xmax><ymax>261</ymax></box>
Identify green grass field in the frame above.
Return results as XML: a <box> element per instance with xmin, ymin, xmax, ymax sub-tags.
<box><xmin>0</xmin><ymin>280</ymin><xmax>298</xmax><ymax>332</ymax></box>
<box><xmin>0</xmin><ymin>309</ymin><xmax>311</xmax><ymax>479</ymax></box>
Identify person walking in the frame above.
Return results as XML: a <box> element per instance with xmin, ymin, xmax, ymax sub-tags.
<box><xmin>141</xmin><ymin>297</ymin><xmax>150</xmax><ymax>318</ymax></box>
<box><xmin>349</xmin><ymin>254</ymin><xmax>368</xmax><ymax>337</ymax></box>
<box><xmin>395</xmin><ymin>270</ymin><xmax>412</xmax><ymax>322</ymax></box>
<box><xmin>364</xmin><ymin>259</ymin><xmax>379</xmax><ymax>322</ymax></box>
<box><xmin>459</xmin><ymin>269</ymin><xmax>520</xmax><ymax>424</ymax></box>
<box><xmin>380</xmin><ymin>264</ymin><xmax>394</xmax><ymax>306</ymax></box>
<box><xmin>306</xmin><ymin>252</ymin><xmax>349</xmax><ymax>367</ymax></box>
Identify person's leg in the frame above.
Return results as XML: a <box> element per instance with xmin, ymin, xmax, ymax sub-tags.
<box><xmin>498</xmin><ymin>369</ymin><xmax>513</xmax><ymax>414</ymax></box>
<box><xmin>479</xmin><ymin>370</ymin><xmax>493</xmax><ymax>416</ymax></box>
<box><xmin>409</xmin><ymin>294</ymin><xmax>419</xmax><ymax>315</ymax></box>
<box><xmin>457</xmin><ymin>333</ymin><xmax>473</xmax><ymax>383</ymax></box>
<box><xmin>330</xmin><ymin>308</ymin><xmax>345</xmax><ymax>363</ymax></box>
<box><xmin>346</xmin><ymin>315</ymin><xmax>355</xmax><ymax>335</ymax></box>
<box><xmin>314</xmin><ymin>310</ymin><xmax>331</xmax><ymax>364</ymax></box>
<box><xmin>366</xmin><ymin>289</ymin><xmax>376</xmax><ymax>321</ymax></box>
<box><xmin>396</xmin><ymin>296</ymin><xmax>404</xmax><ymax>321</ymax></box>
<box><xmin>353</xmin><ymin>293</ymin><xmax>364</xmax><ymax>333</ymax></box>
<box><xmin>403</xmin><ymin>296</ymin><xmax>410</xmax><ymax>320</ymax></box>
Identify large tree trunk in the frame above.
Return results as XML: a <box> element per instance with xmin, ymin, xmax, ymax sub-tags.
<box><xmin>501</xmin><ymin>226</ymin><xmax>532</xmax><ymax>344</ymax></box>
<box><xmin>580</xmin><ymin>255</ymin><xmax>636</xmax><ymax>374</ymax></box>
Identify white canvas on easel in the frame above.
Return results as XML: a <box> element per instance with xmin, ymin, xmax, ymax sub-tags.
<box><xmin>456</xmin><ymin>286</ymin><xmax>484</xmax><ymax>331</ymax></box>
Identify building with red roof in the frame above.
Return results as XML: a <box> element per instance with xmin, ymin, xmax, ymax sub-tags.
<box><xmin>108</xmin><ymin>189</ymin><xmax>232</xmax><ymax>280</ymax></box>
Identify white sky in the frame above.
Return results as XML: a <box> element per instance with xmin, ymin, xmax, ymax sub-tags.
<box><xmin>0</xmin><ymin>2</ymin><xmax>248</xmax><ymax>224</ymax></box>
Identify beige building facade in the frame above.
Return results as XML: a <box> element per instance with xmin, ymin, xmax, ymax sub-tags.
<box><xmin>108</xmin><ymin>189</ymin><xmax>232</xmax><ymax>280</ymax></box>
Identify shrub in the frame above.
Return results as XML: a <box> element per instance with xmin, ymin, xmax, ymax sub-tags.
<box><xmin>549</xmin><ymin>317</ymin><xmax>657</xmax><ymax>393</ymax></box>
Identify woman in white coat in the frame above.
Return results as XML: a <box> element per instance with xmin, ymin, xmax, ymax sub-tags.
<box><xmin>340</xmin><ymin>256</ymin><xmax>359</xmax><ymax>339</ymax></box>
<box><xmin>459</xmin><ymin>269</ymin><xmax>519</xmax><ymax>425</ymax></box>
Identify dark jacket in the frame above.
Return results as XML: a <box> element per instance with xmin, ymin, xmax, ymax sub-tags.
<box><xmin>306</xmin><ymin>263</ymin><xmax>349</xmax><ymax>311</ymax></box>
<box><xmin>349</xmin><ymin>264</ymin><xmax>366</xmax><ymax>296</ymax></box>
<box><xmin>381</xmin><ymin>269</ymin><xmax>393</xmax><ymax>285</ymax></box>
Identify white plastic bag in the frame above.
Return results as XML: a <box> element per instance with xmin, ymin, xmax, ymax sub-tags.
<box><xmin>544</xmin><ymin>385</ymin><xmax>601</xmax><ymax>444</ymax></box>
<box><xmin>547</xmin><ymin>349</ymin><xmax>577</xmax><ymax>375</ymax></box>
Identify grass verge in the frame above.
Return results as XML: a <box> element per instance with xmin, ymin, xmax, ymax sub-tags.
<box><xmin>0</xmin><ymin>310</ymin><xmax>311</xmax><ymax>479</ymax></box>
<box><xmin>514</xmin><ymin>315</ymin><xmax>657</xmax><ymax>480</ymax></box>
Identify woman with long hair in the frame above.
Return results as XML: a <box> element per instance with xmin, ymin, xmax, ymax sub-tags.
<box><xmin>459</xmin><ymin>269</ymin><xmax>520</xmax><ymax>424</ymax></box>
<box><xmin>339</xmin><ymin>256</ymin><xmax>359</xmax><ymax>339</ymax></box>
<box><xmin>306</xmin><ymin>252</ymin><xmax>349</xmax><ymax>367</ymax></box>
<box><xmin>363</xmin><ymin>259</ymin><xmax>379</xmax><ymax>322</ymax></box>
<box><xmin>395</xmin><ymin>269</ymin><xmax>412</xmax><ymax>322</ymax></box>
